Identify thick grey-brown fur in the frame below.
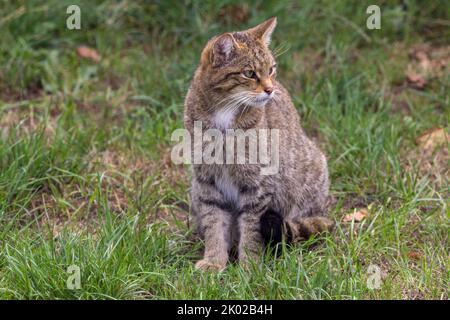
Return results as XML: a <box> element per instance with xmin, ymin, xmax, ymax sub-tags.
<box><xmin>184</xmin><ymin>17</ymin><xmax>334</xmax><ymax>271</ymax></box>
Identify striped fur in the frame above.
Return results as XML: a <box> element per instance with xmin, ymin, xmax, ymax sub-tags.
<box><xmin>184</xmin><ymin>18</ymin><xmax>333</xmax><ymax>271</ymax></box>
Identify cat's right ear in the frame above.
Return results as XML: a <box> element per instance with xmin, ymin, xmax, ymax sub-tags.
<box><xmin>201</xmin><ymin>33</ymin><xmax>236</xmax><ymax>68</ymax></box>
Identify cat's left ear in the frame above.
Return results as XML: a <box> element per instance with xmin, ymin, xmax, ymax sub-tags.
<box><xmin>248</xmin><ymin>17</ymin><xmax>277</xmax><ymax>46</ymax></box>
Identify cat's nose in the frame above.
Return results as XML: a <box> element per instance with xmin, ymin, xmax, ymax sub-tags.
<box><xmin>264</xmin><ymin>87</ymin><xmax>273</xmax><ymax>95</ymax></box>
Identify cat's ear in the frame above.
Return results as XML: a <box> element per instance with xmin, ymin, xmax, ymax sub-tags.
<box><xmin>201</xmin><ymin>33</ymin><xmax>237</xmax><ymax>68</ymax></box>
<box><xmin>248</xmin><ymin>17</ymin><xmax>277</xmax><ymax>45</ymax></box>
<box><xmin>211</xmin><ymin>33</ymin><xmax>236</xmax><ymax>67</ymax></box>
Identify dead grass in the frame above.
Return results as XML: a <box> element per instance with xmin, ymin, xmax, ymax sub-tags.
<box><xmin>404</xmin><ymin>127</ymin><xmax>449</xmax><ymax>189</ymax></box>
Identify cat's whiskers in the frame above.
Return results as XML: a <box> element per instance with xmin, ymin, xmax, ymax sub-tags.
<box><xmin>209</xmin><ymin>88</ymin><xmax>276</xmax><ymax>128</ymax></box>
<box><xmin>270</xmin><ymin>89</ymin><xmax>282</xmax><ymax>104</ymax></box>
<box><xmin>272</xmin><ymin>42</ymin><xmax>290</xmax><ymax>58</ymax></box>
<box><xmin>219</xmin><ymin>92</ymin><xmax>247</xmax><ymax>108</ymax></box>
<box><xmin>205</xmin><ymin>92</ymin><xmax>241</xmax><ymax>113</ymax></box>
<box><xmin>220</xmin><ymin>92</ymin><xmax>252</xmax><ymax>112</ymax></box>
<box><xmin>236</xmin><ymin>96</ymin><xmax>254</xmax><ymax>122</ymax></box>
<box><xmin>212</xmin><ymin>92</ymin><xmax>252</xmax><ymax>129</ymax></box>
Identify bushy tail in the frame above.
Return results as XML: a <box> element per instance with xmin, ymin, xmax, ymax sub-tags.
<box><xmin>260</xmin><ymin>210</ymin><xmax>334</xmax><ymax>246</ymax></box>
<box><xmin>286</xmin><ymin>216</ymin><xmax>335</xmax><ymax>243</ymax></box>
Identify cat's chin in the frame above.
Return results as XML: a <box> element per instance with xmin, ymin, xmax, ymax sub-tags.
<box><xmin>247</xmin><ymin>92</ymin><xmax>274</xmax><ymax>108</ymax></box>
<box><xmin>248</xmin><ymin>98</ymin><xmax>271</xmax><ymax>108</ymax></box>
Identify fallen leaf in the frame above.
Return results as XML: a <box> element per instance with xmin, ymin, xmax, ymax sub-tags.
<box><xmin>343</xmin><ymin>208</ymin><xmax>368</xmax><ymax>223</ymax></box>
<box><xmin>407</xmin><ymin>251</ymin><xmax>422</xmax><ymax>261</ymax></box>
<box><xmin>76</xmin><ymin>46</ymin><xmax>101</xmax><ymax>62</ymax></box>
<box><xmin>406</xmin><ymin>69</ymin><xmax>427</xmax><ymax>89</ymax></box>
<box><xmin>404</xmin><ymin>44</ymin><xmax>450</xmax><ymax>90</ymax></box>
<box><xmin>412</xmin><ymin>50</ymin><xmax>431</xmax><ymax>72</ymax></box>
<box><xmin>416</xmin><ymin>128</ymin><xmax>449</xmax><ymax>151</ymax></box>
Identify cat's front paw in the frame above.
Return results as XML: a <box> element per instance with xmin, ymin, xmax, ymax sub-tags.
<box><xmin>195</xmin><ymin>259</ymin><xmax>226</xmax><ymax>272</ymax></box>
<box><xmin>238</xmin><ymin>253</ymin><xmax>260</xmax><ymax>271</ymax></box>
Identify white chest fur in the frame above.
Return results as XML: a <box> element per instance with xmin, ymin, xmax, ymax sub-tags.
<box><xmin>214</xmin><ymin>108</ymin><xmax>236</xmax><ymax>130</ymax></box>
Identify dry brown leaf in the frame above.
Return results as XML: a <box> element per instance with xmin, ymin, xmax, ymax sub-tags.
<box><xmin>405</xmin><ymin>44</ymin><xmax>450</xmax><ymax>89</ymax></box>
<box><xmin>416</xmin><ymin>128</ymin><xmax>449</xmax><ymax>151</ymax></box>
<box><xmin>343</xmin><ymin>208</ymin><xmax>368</xmax><ymax>223</ymax></box>
<box><xmin>413</xmin><ymin>50</ymin><xmax>431</xmax><ymax>71</ymax></box>
<box><xmin>407</xmin><ymin>251</ymin><xmax>423</xmax><ymax>261</ymax></box>
<box><xmin>76</xmin><ymin>46</ymin><xmax>101</xmax><ymax>62</ymax></box>
<box><xmin>406</xmin><ymin>69</ymin><xmax>427</xmax><ymax>89</ymax></box>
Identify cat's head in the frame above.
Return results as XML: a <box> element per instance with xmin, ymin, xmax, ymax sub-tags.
<box><xmin>197</xmin><ymin>17</ymin><xmax>278</xmax><ymax>109</ymax></box>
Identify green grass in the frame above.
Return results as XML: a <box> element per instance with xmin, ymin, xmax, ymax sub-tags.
<box><xmin>0</xmin><ymin>0</ymin><xmax>449</xmax><ymax>299</ymax></box>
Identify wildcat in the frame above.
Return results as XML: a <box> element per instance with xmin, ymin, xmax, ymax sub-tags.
<box><xmin>184</xmin><ymin>17</ymin><xmax>334</xmax><ymax>271</ymax></box>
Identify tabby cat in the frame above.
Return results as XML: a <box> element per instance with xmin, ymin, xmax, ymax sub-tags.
<box><xmin>184</xmin><ymin>17</ymin><xmax>334</xmax><ymax>271</ymax></box>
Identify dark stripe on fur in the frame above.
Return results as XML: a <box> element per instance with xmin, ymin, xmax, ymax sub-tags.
<box><xmin>239</xmin><ymin>184</ymin><xmax>259</xmax><ymax>194</ymax></box>
<box><xmin>240</xmin><ymin>192</ymin><xmax>273</xmax><ymax>213</ymax></box>
<box><xmin>199</xmin><ymin>196</ymin><xmax>235</xmax><ymax>213</ymax></box>
<box><xmin>196</xmin><ymin>175</ymin><xmax>215</xmax><ymax>187</ymax></box>
<box><xmin>216</xmin><ymin>71</ymin><xmax>241</xmax><ymax>85</ymax></box>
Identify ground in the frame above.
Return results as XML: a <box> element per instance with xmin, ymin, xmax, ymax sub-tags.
<box><xmin>0</xmin><ymin>1</ymin><xmax>448</xmax><ymax>299</ymax></box>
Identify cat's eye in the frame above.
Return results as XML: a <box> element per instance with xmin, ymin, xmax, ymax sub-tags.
<box><xmin>269</xmin><ymin>65</ymin><xmax>276</xmax><ymax>75</ymax></box>
<box><xmin>243</xmin><ymin>70</ymin><xmax>257</xmax><ymax>79</ymax></box>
